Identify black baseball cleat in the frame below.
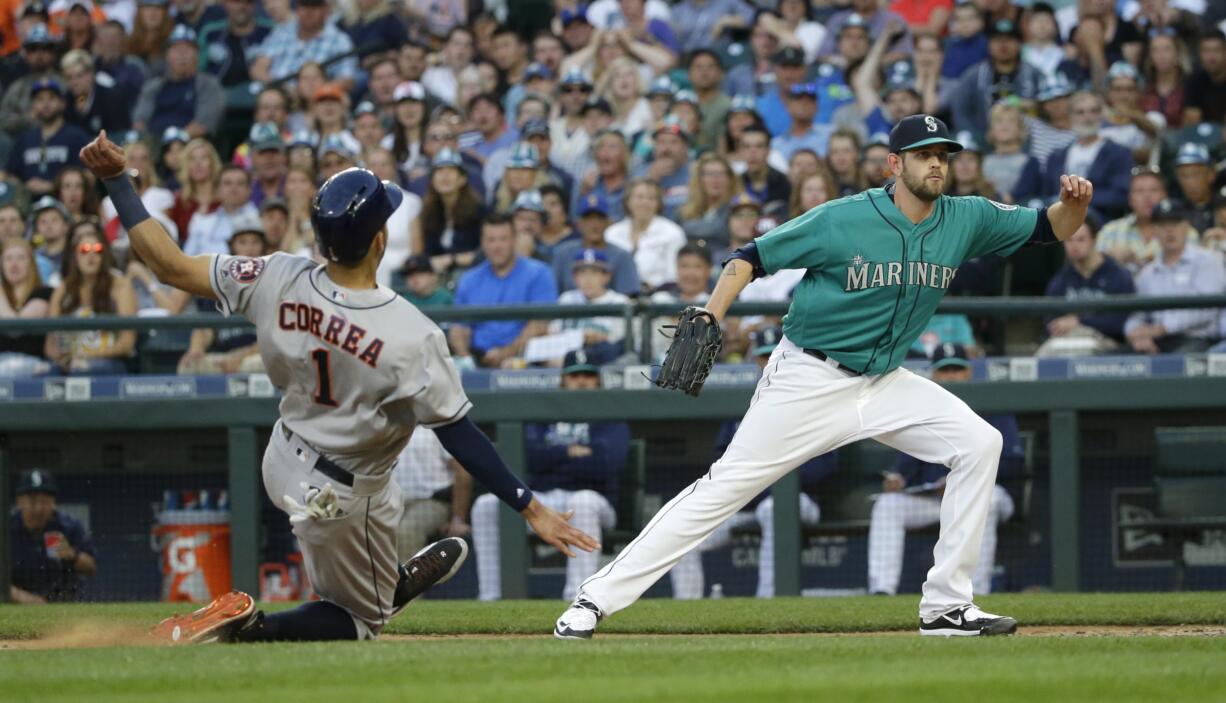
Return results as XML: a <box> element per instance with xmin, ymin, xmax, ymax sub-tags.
<box><xmin>554</xmin><ymin>597</ymin><xmax>603</xmax><ymax>640</ymax></box>
<box><xmin>919</xmin><ymin>604</ymin><xmax>1018</xmax><ymax>637</ymax></box>
<box><xmin>393</xmin><ymin>537</ymin><xmax>469</xmax><ymax>608</ymax></box>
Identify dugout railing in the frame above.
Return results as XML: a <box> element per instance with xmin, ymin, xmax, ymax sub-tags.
<box><xmin>2</xmin><ymin>295</ymin><xmax>1226</xmax><ymax>601</ymax></box>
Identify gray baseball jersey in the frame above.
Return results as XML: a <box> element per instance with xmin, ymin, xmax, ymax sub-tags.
<box><xmin>210</xmin><ymin>252</ymin><xmax>472</xmax><ymax>475</ymax></box>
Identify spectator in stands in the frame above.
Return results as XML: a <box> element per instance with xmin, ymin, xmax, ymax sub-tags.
<box><xmin>199</xmin><ymin>0</ymin><xmax>274</xmax><ymax>87</ymax></box>
<box><xmin>605</xmin><ymin>178</ymin><xmax>686</xmax><ymax>292</ymax></box>
<box><xmin>820</xmin><ymin>0</ymin><xmax>912</xmax><ymax>63</ymax></box>
<box><xmin>392</xmin><ymin>426</ymin><xmax>471</xmax><ymax>562</ymax></box>
<box><xmin>0</xmin><ymin>24</ymin><xmax>61</xmax><ymax>136</ymax></box>
<box><xmin>867</xmin><ymin>345</ymin><xmax>1020</xmax><ymax>596</ymax></box>
<box><xmin>608</xmin><ymin>0</ymin><xmax>681</xmax><ymax>59</ymax></box>
<box><xmin>549</xmin><ymin>69</ymin><xmax>595</xmax><ymax>179</ymax></box>
<box><xmin>1098</xmin><ymin>166</ymin><xmax>1191</xmax><ymax>271</ymax></box>
<box><xmin>1027</xmin><ymin>73</ymin><xmax>1077</xmax><ymax>168</ymax></box>
<box><xmin>492</xmin><ymin>142</ymin><xmax>547</xmax><ymax>213</ymax></box>
<box><xmin>9</xmin><ymin>469</ymin><xmax>97</xmax><ymax>604</ymax></box>
<box><xmin>472</xmin><ymin>349</ymin><xmax>630</xmax><ymax>600</ymax></box>
<box><xmin>132</xmin><ymin>26</ymin><xmax>225</xmax><ymax>139</ymax></box>
<box><xmin>258</xmin><ymin>197</ymin><xmax>288</xmax><ymax>251</ymax></box>
<box><xmin>417</xmin><ymin>148</ymin><xmax>485</xmax><ymax>273</ymax></box>
<box><xmin>1044</xmin><ymin>91</ymin><xmax>1132</xmax><ymax>219</ymax></box>
<box><xmin>552</xmin><ymin>192</ymin><xmax>640</xmax><ymax>296</ymax></box>
<box><xmin>61</xmin><ymin>49</ymin><xmax>128</xmax><ymax>135</ymax></box>
<box><xmin>465</xmin><ymin>92</ymin><xmax>518</xmax><ymax>165</ymax></box>
<box><xmin>158</xmin><ymin>128</ymin><xmax>188</xmax><ymax>191</ymax></box>
<box><xmin>385</xmin><ymin>81</ymin><xmax>427</xmax><ymax>176</ymax></box>
<box><xmin>0</xmin><ymin>204</ymin><xmax>24</xmax><ymax>244</ymax></box>
<box><xmin>682</xmin><ymin>49</ymin><xmax>728</xmax><ymax>154</ymax></box>
<box><xmin>1172</xmin><ymin>143</ymin><xmax>1217</xmax><ymax>233</ymax></box>
<box><xmin>862</xmin><ymin>138</ymin><xmax>892</xmax><ymax>189</ymax></box>
<box><xmin>184</xmin><ymin>165</ymin><xmax>258</xmax><ymax>257</ymax></box>
<box><xmin>947</xmin><ymin>136</ymin><xmax>998</xmax><ymax>198</ymax></box>
<box><xmin>773</xmin><ymin>83</ymin><xmax>836</xmax><ymax>163</ymax></box>
<box><xmin>576</xmin><ymin>128</ymin><xmax>629</xmax><ymax>221</ymax></box>
<box><xmin>250</xmin><ymin>0</ymin><xmax>357</xmax><ymax>87</ymax></box>
<box><xmin>941</xmin><ymin>2</ymin><xmax>986</xmax><ymax>82</ymax></box>
<box><xmin>630</xmin><ymin>116</ymin><xmax>689</xmax><ymax>219</ymax></box>
<box><xmin>286</xmin><ymin>128</ymin><xmax>318</xmax><ymax>174</ymax></box>
<box><xmin>1125</xmin><ymin>199</ymin><xmax>1226</xmax><ymax>354</ymax></box>
<box><xmin>910</xmin><ymin>32</ymin><xmax>948</xmax><ymax>117</ymax></box>
<box><xmin>53</xmin><ymin>166</ymin><xmax>96</xmax><ymax>221</ymax></box>
<box><xmin>1100</xmin><ymin>62</ymin><xmax>1158</xmax><ymax>164</ymax></box>
<box><xmin>678</xmin><ymin>153</ymin><xmax>743</xmax><ymax>246</ymax></box>
<box><xmin>787</xmin><ymin>168</ymin><xmax>838</xmax><ymax>221</ymax></box>
<box><xmin>1183</xmin><ymin>29</ymin><xmax>1226</xmax><ymax>125</ymax></box>
<box><xmin>280</xmin><ymin>166</ymin><xmax>318</xmax><ymax>258</ymax></box>
<box><xmin>738</xmin><ymin>125</ymin><xmax>791</xmax><ymax>213</ymax></box>
<box><xmin>45</xmin><ymin>229</ymin><xmax>136</xmax><ymax>375</ymax></box>
<box><xmin>316</xmin><ymin>133</ymin><xmax>360</xmax><ymax>181</ymax></box>
<box><xmin>510</xmin><ymin>189</ymin><xmax>550</xmax><ymax>259</ymax></box>
<box><xmin>1021</xmin><ymin>2</ymin><xmax>1062</xmax><ymax>83</ymax></box>
<box><xmin>551</xmin><ymin>247</ymin><xmax>631</xmax><ymax>359</ymax></box>
<box><xmin>309</xmin><ymin>83</ymin><xmax>351</xmax><ymax>141</ymax></box>
<box><xmin>671</xmin><ymin>327</ymin><xmax>837</xmax><ymax>598</ymax></box>
<box><xmin>522</xmin><ymin>118</ymin><xmax>575</xmax><ymax>205</ymax></box>
<box><xmin>169</xmin><ymin>138</ymin><xmax>221</xmax><ymax>242</ymax></box>
<box><xmin>362</xmin><ymin>58</ymin><xmax>402</xmax><ymax>121</ymax></box>
<box><xmin>1140</xmin><ymin>31</ymin><xmax>1187</xmax><ymax>130</ymax></box>
<box><xmin>399</xmin><ymin>254</ymin><xmax>453</xmax><ymax>308</ymax></box>
<box><xmin>173</xmin><ymin>0</ymin><xmax>226</xmax><ymax>34</ymax></box>
<box><xmin>0</xmin><ymin>238</ymin><xmax>52</xmax><ymax>378</ymax></box>
<box><xmin>784</xmin><ymin>148</ymin><xmax>821</xmax><ymax>195</ymax></box>
<box><xmin>31</xmin><ymin>196</ymin><xmax>70</xmax><ymax>283</ymax></box>
<box><xmin>594</xmin><ymin>57</ymin><xmax>649</xmax><ymax>140</ymax></box>
<box><xmin>753</xmin><ymin>46</ymin><xmax>805</xmax><ymax>138</ymax></box>
<box><xmin>4</xmin><ymin>79</ymin><xmax>88</xmax><ymax>198</ymax></box>
<box><xmin>1039</xmin><ymin>218</ymin><xmax>1135</xmax><ymax>356</ymax></box>
<box><xmin>840</xmin><ymin>24</ymin><xmax>917</xmax><ymax>137</ymax></box>
<box><xmin>826</xmin><ymin>129</ymin><xmax>866</xmax><ymax>196</ymax></box>
<box><xmin>450</xmin><ymin>213</ymin><xmax>558</xmax><ymax>368</ymax></box>
<box><xmin>247</xmin><ymin>123</ymin><xmax>287</xmax><ymax>208</ymax></box>
<box><xmin>422</xmin><ymin>26</ymin><xmax>475</xmax><ymax>107</ymax></box>
<box><xmin>951</xmin><ymin>18</ymin><xmax>1040</xmax><ymax>137</ymax></box>
<box><xmin>982</xmin><ymin>101</ymin><xmax>1043</xmax><ymax>205</ymax></box>
<box><xmin>92</xmin><ymin>20</ymin><xmax>146</xmax><ymax>108</ymax></box>
<box><xmin>340</xmin><ymin>0</ymin><xmax>409</xmax><ymax>64</ymax></box>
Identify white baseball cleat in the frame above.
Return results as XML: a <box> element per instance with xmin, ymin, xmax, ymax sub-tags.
<box><xmin>919</xmin><ymin>604</ymin><xmax>1018</xmax><ymax>637</ymax></box>
<box><xmin>554</xmin><ymin>597</ymin><xmax>603</xmax><ymax>640</ymax></box>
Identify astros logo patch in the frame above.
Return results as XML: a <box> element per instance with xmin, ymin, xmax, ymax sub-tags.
<box><xmin>228</xmin><ymin>257</ymin><xmax>266</xmax><ymax>283</ymax></box>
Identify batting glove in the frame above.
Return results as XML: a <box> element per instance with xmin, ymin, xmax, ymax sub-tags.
<box><xmin>284</xmin><ymin>482</ymin><xmax>343</xmax><ymax>524</ymax></box>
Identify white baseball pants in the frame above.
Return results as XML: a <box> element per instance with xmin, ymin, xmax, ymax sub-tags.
<box><xmin>579</xmin><ymin>336</ymin><xmax>1003</xmax><ymax>620</ymax></box>
<box><xmin>472</xmin><ymin>488</ymin><xmax>615</xmax><ymax>601</ymax></box>
<box><xmin>670</xmin><ymin>494</ymin><xmax>820</xmax><ymax>599</ymax></box>
<box><xmin>867</xmin><ymin>486</ymin><xmax>1015</xmax><ymax>596</ymax></box>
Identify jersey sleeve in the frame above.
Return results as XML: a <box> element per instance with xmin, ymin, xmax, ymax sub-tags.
<box><xmin>406</xmin><ymin>328</ymin><xmax>473</xmax><ymax>428</ymax></box>
<box><xmin>755</xmin><ymin>204</ymin><xmax>831</xmax><ymax>273</ymax></box>
<box><xmin>210</xmin><ymin>252</ymin><xmax>312</xmax><ymax>322</ymax></box>
<box><xmin>963</xmin><ymin>197</ymin><xmax>1040</xmax><ymax>260</ymax></box>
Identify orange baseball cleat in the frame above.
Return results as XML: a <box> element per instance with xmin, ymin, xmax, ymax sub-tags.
<box><xmin>153</xmin><ymin>591</ymin><xmax>258</xmax><ymax>644</ymax></box>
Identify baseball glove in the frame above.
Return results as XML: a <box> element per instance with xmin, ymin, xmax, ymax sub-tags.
<box><xmin>655</xmin><ymin>306</ymin><xmax>723</xmax><ymax>397</ymax></box>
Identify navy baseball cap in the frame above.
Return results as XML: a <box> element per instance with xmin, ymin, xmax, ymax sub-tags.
<box><xmin>560</xmin><ymin>67</ymin><xmax>593</xmax><ymax>88</ymax></box>
<box><xmin>161</xmin><ymin>125</ymin><xmax>190</xmax><ymax>146</ymax></box>
<box><xmin>560</xmin><ymin>4</ymin><xmax>590</xmax><ymax>25</ymax></box>
<box><xmin>889</xmin><ymin>114</ymin><xmax>963</xmax><ymax>154</ymax></box>
<box><xmin>729</xmin><ymin>94</ymin><xmax>757</xmax><ymax>114</ymax></box>
<box><xmin>524</xmin><ymin>62</ymin><xmax>553</xmax><ymax>81</ymax></box>
<box><xmin>648</xmin><ymin>76</ymin><xmax>674</xmax><ymax>98</ymax></box>
<box><xmin>931</xmin><ymin>343</ymin><xmax>971</xmax><ymax>370</ymax></box>
<box><xmin>789</xmin><ymin>82</ymin><xmax>819</xmax><ymax>99</ymax></box>
<box><xmin>773</xmin><ymin>46</ymin><xmax>805</xmax><ymax>65</ymax></box>
<box><xmin>29</xmin><ymin>77</ymin><xmax>63</xmax><ymax>97</ymax></box>
<box><xmin>729</xmin><ymin>192</ymin><xmax>762</xmax><ymax>212</ymax></box>
<box><xmin>578</xmin><ymin>192</ymin><xmax>609</xmax><ymax>217</ymax></box>
<box><xmin>23</xmin><ymin>23</ymin><xmax>57</xmax><ymax>48</ymax></box>
<box><xmin>1149</xmin><ymin>198</ymin><xmax>1187</xmax><ymax>223</ymax></box>
<box><xmin>166</xmin><ymin>24</ymin><xmax>197</xmax><ymax>48</ymax></box>
<box><xmin>522</xmin><ymin>117</ymin><xmax>550</xmax><ymax>138</ymax></box>
<box><xmin>507</xmin><ymin>142</ymin><xmax>540</xmax><ymax>169</ymax></box>
<box><xmin>1173</xmin><ymin>142</ymin><xmax>1211</xmax><ymax>167</ymax></box>
<box><xmin>401</xmin><ymin>254</ymin><xmax>434</xmax><ymax>276</ymax></box>
<box><xmin>562</xmin><ymin>349</ymin><xmax>600</xmax><ymax>375</ymax></box>
<box><xmin>572</xmin><ymin>247</ymin><xmax>610</xmax><ymax>271</ymax></box>
<box><xmin>750</xmin><ymin>327</ymin><xmax>782</xmax><ymax>357</ymax></box>
<box><xmin>16</xmin><ymin>468</ymin><xmax>57</xmax><ymax>496</ymax></box>
<box><xmin>987</xmin><ymin>18</ymin><xmax>1022</xmax><ymax>40</ymax></box>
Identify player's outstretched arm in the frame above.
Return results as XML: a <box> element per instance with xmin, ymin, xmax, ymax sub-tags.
<box><xmin>80</xmin><ymin>131</ymin><xmax>215</xmax><ymax>300</ymax></box>
<box><xmin>1047</xmin><ymin>174</ymin><xmax>1095</xmax><ymax>241</ymax></box>
<box><xmin>704</xmin><ymin>258</ymin><xmax>757</xmax><ymax>321</ymax></box>
<box><xmin>433</xmin><ymin>416</ymin><xmax>599</xmax><ymax>557</ymax></box>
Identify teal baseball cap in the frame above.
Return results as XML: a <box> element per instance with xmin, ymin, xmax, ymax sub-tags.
<box><xmin>888</xmin><ymin>114</ymin><xmax>964</xmax><ymax>154</ymax></box>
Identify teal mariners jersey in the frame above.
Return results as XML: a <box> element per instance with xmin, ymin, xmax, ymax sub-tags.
<box><xmin>756</xmin><ymin>187</ymin><xmax>1039</xmax><ymax>375</ymax></box>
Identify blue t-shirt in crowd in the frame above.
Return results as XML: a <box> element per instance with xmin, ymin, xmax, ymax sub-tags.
<box><xmin>942</xmin><ymin>34</ymin><xmax>988</xmax><ymax>79</ymax></box>
<box><xmin>454</xmin><ymin>256</ymin><xmax>558</xmax><ymax>351</ymax></box>
<box><xmin>6</xmin><ymin>122</ymin><xmax>89</xmax><ymax>183</ymax></box>
<box><xmin>10</xmin><ymin>508</ymin><xmax>96</xmax><ymax>602</ymax></box>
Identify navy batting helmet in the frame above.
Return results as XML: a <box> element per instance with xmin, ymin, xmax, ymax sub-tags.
<box><xmin>311</xmin><ymin>168</ymin><xmax>404</xmax><ymax>265</ymax></box>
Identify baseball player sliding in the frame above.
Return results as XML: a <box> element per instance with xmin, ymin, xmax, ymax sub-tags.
<box><xmin>556</xmin><ymin>115</ymin><xmax>1094</xmax><ymax>639</ymax></box>
<box><xmin>80</xmin><ymin>131</ymin><xmax>597</xmax><ymax>644</ymax></box>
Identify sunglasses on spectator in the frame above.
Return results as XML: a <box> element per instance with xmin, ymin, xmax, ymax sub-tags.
<box><xmin>77</xmin><ymin>242</ymin><xmax>104</xmax><ymax>255</ymax></box>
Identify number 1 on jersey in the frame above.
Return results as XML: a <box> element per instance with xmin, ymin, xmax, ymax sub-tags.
<box><xmin>311</xmin><ymin>349</ymin><xmax>338</xmax><ymax>406</ymax></box>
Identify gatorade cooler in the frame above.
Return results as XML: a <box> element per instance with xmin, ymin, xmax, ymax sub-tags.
<box><xmin>152</xmin><ymin>510</ymin><xmax>232</xmax><ymax>602</ymax></box>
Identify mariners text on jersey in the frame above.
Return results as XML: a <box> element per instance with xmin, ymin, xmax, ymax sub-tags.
<box><xmin>277</xmin><ymin>301</ymin><xmax>385</xmax><ymax>368</ymax></box>
<box><xmin>844</xmin><ymin>258</ymin><xmax>960</xmax><ymax>292</ymax></box>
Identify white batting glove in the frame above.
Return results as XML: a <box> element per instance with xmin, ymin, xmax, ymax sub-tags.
<box><xmin>283</xmin><ymin>482</ymin><xmax>343</xmax><ymax>524</ymax></box>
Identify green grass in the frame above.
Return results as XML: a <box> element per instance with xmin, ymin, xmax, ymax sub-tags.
<box><xmin>1</xmin><ymin>594</ymin><xmax>1224</xmax><ymax>702</ymax></box>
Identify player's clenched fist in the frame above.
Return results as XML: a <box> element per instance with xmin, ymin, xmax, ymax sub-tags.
<box><xmin>1058</xmin><ymin>174</ymin><xmax>1094</xmax><ymax>208</ymax></box>
<box><xmin>79</xmin><ymin>130</ymin><xmax>128</xmax><ymax>180</ymax></box>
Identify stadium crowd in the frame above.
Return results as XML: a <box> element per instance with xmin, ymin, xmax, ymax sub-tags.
<box><xmin>0</xmin><ymin>0</ymin><xmax>1225</xmax><ymax>377</ymax></box>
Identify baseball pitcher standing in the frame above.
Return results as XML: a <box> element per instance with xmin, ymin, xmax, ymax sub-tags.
<box><xmin>556</xmin><ymin>115</ymin><xmax>1093</xmax><ymax>639</ymax></box>
<box><xmin>80</xmin><ymin>131</ymin><xmax>597</xmax><ymax>644</ymax></box>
